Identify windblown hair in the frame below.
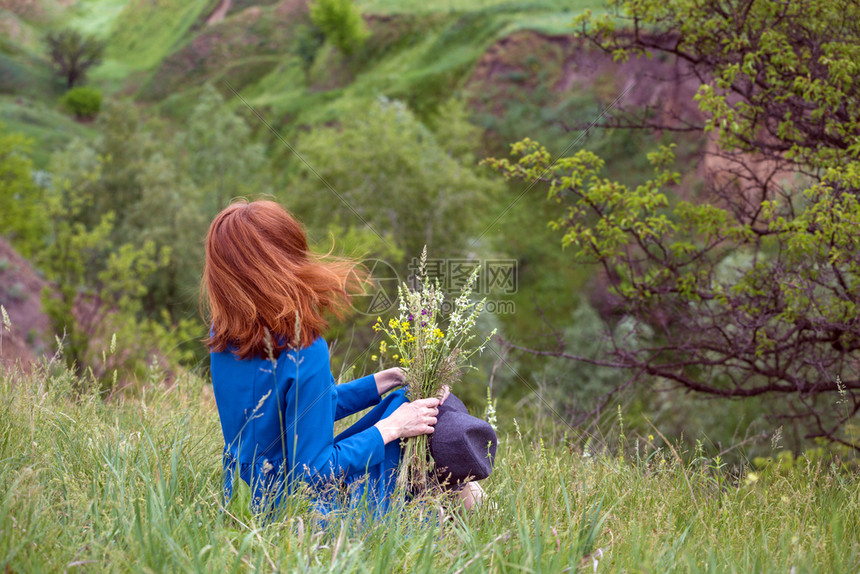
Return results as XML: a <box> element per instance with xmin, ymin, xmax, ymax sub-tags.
<box><xmin>202</xmin><ymin>200</ymin><xmax>366</xmax><ymax>359</ymax></box>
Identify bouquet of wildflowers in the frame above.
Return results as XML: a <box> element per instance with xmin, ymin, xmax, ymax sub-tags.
<box><xmin>373</xmin><ymin>247</ymin><xmax>495</xmax><ymax>495</ymax></box>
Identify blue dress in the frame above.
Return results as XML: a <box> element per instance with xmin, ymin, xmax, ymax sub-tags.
<box><xmin>211</xmin><ymin>335</ymin><xmax>409</xmax><ymax>514</ymax></box>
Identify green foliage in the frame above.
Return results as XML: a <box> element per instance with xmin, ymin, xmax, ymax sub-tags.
<box><xmin>35</xmin><ymin>89</ymin><xmax>269</xmax><ymax>373</ymax></box>
<box><xmin>0</xmin><ymin>127</ymin><xmax>48</xmax><ymax>257</ymax></box>
<box><xmin>38</xmin><ymin>144</ymin><xmax>170</xmax><ymax>380</ymax></box>
<box><xmin>309</xmin><ymin>0</ymin><xmax>369</xmax><ymax>57</ymax></box>
<box><xmin>33</xmin><ymin>89</ymin><xmax>269</xmax><ymax>377</ymax></box>
<box><xmin>286</xmin><ymin>97</ymin><xmax>500</xmax><ymax>264</ymax></box>
<box><xmin>84</xmin><ymin>99</ymin><xmax>150</xmax><ymax>235</ymax></box>
<box><xmin>157</xmin><ymin>85</ymin><xmax>268</xmax><ymax>319</ymax></box>
<box><xmin>0</xmin><ymin>96</ymin><xmax>97</xmax><ymax>168</ymax></box>
<box><xmin>0</xmin><ymin>52</ymin><xmax>52</xmax><ymax>96</ymax></box>
<box><xmin>486</xmin><ymin>0</ymin><xmax>860</xmax><ymax>449</ymax></box>
<box><xmin>60</xmin><ymin>85</ymin><xmax>103</xmax><ymax>119</ymax></box>
<box><xmin>575</xmin><ymin>0</ymin><xmax>860</xmax><ymax>175</ymax></box>
<box><xmin>294</xmin><ymin>24</ymin><xmax>326</xmax><ymax>77</ymax></box>
<box><xmin>43</xmin><ymin>28</ymin><xmax>105</xmax><ymax>88</ymax></box>
<box><xmin>178</xmin><ymin>84</ymin><xmax>268</xmax><ymax>210</ymax></box>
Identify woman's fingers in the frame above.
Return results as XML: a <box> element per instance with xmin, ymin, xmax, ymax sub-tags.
<box><xmin>376</xmin><ymin>399</ymin><xmax>440</xmax><ymax>442</ymax></box>
<box><xmin>413</xmin><ymin>397</ymin><xmax>440</xmax><ymax>407</ymax></box>
<box><xmin>410</xmin><ymin>400</ymin><xmax>439</xmax><ymax>435</ymax></box>
<box><xmin>379</xmin><ymin>397</ymin><xmax>441</xmax><ymax>441</ymax></box>
<box><xmin>437</xmin><ymin>384</ymin><xmax>451</xmax><ymax>405</ymax></box>
<box><xmin>413</xmin><ymin>398</ymin><xmax>439</xmax><ymax>425</ymax></box>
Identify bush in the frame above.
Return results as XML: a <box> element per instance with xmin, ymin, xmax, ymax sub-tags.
<box><xmin>309</xmin><ymin>0</ymin><xmax>369</xmax><ymax>57</ymax></box>
<box><xmin>61</xmin><ymin>86</ymin><xmax>103</xmax><ymax>120</ymax></box>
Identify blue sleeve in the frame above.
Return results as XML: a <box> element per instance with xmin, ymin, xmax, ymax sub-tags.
<box><xmin>334</xmin><ymin>374</ymin><xmax>381</xmax><ymax>420</ymax></box>
<box><xmin>283</xmin><ymin>357</ymin><xmax>385</xmax><ymax>484</ymax></box>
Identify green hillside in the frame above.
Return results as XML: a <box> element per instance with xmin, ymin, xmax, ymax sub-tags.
<box><xmin>0</xmin><ymin>0</ymin><xmax>610</xmax><ymax>147</ymax></box>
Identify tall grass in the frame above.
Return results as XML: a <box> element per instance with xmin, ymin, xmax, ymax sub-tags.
<box><xmin>1</xmin><ymin>361</ymin><xmax>858</xmax><ymax>572</ymax></box>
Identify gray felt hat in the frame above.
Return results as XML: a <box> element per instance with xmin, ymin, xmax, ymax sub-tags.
<box><xmin>429</xmin><ymin>393</ymin><xmax>497</xmax><ymax>485</ymax></box>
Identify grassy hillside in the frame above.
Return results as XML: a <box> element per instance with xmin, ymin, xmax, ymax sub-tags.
<box><xmin>1</xmin><ymin>0</ymin><xmax>612</xmax><ymax>148</ymax></box>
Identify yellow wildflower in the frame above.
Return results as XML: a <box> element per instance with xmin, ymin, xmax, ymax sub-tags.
<box><xmin>371</xmin><ymin>355</ymin><xmax>378</xmax><ymax>361</ymax></box>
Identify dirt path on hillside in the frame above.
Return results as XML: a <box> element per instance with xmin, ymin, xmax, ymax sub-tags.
<box><xmin>206</xmin><ymin>0</ymin><xmax>233</xmax><ymax>25</ymax></box>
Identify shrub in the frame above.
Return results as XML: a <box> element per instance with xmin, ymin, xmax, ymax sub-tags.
<box><xmin>61</xmin><ymin>86</ymin><xmax>102</xmax><ymax>120</ymax></box>
<box><xmin>309</xmin><ymin>0</ymin><xmax>369</xmax><ymax>57</ymax></box>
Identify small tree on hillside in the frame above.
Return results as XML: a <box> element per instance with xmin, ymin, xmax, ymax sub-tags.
<box><xmin>0</xmin><ymin>127</ymin><xmax>48</xmax><ymax>257</ymax></box>
<box><xmin>487</xmin><ymin>0</ymin><xmax>860</xmax><ymax>450</ymax></box>
<box><xmin>309</xmin><ymin>0</ymin><xmax>369</xmax><ymax>58</ymax></box>
<box><xmin>45</xmin><ymin>29</ymin><xmax>105</xmax><ymax>89</ymax></box>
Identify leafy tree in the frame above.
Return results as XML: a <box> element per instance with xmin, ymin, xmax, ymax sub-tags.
<box><xmin>488</xmin><ymin>0</ymin><xmax>860</xmax><ymax>450</ymax></box>
<box><xmin>0</xmin><ymin>127</ymin><xmax>48</xmax><ymax>257</ymax></box>
<box><xmin>66</xmin><ymin>99</ymin><xmax>151</xmax><ymax>238</ymax></box>
<box><xmin>295</xmin><ymin>24</ymin><xmax>326</xmax><ymax>80</ymax></box>
<box><xmin>41</xmin><ymin>141</ymin><xmax>169</xmax><ymax>379</ymax></box>
<box><xmin>44</xmin><ymin>29</ymin><xmax>105</xmax><ymax>89</ymax></box>
<box><xmin>179</xmin><ymin>85</ymin><xmax>268</xmax><ymax>211</ymax></box>
<box><xmin>286</xmin><ymin>97</ymin><xmax>500</xmax><ymax>264</ymax></box>
<box><xmin>309</xmin><ymin>0</ymin><xmax>369</xmax><ymax>58</ymax></box>
<box><xmin>56</xmin><ymin>92</ymin><xmax>268</xmax><ymax>324</ymax></box>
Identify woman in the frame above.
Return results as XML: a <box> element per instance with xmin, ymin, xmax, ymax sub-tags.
<box><xmin>202</xmin><ymin>199</ymin><xmax>442</xmax><ymax>515</ymax></box>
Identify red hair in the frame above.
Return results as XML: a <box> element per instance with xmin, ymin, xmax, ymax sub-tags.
<box><xmin>202</xmin><ymin>200</ymin><xmax>366</xmax><ymax>359</ymax></box>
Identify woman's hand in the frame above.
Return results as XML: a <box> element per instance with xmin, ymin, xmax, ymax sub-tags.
<box><xmin>374</xmin><ymin>398</ymin><xmax>440</xmax><ymax>444</ymax></box>
<box><xmin>374</xmin><ymin>367</ymin><xmax>406</xmax><ymax>396</ymax></box>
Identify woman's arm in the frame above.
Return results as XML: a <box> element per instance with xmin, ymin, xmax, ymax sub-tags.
<box><xmin>284</xmin><ymin>363</ymin><xmax>385</xmax><ymax>482</ymax></box>
<box><xmin>282</xmin><ymin>363</ymin><xmax>439</xmax><ymax>481</ymax></box>
<box><xmin>283</xmin><ymin>345</ymin><xmax>436</xmax><ymax>482</ymax></box>
<box><xmin>333</xmin><ymin>367</ymin><xmax>405</xmax><ymax>420</ymax></box>
<box><xmin>333</xmin><ymin>373</ymin><xmax>380</xmax><ymax>419</ymax></box>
